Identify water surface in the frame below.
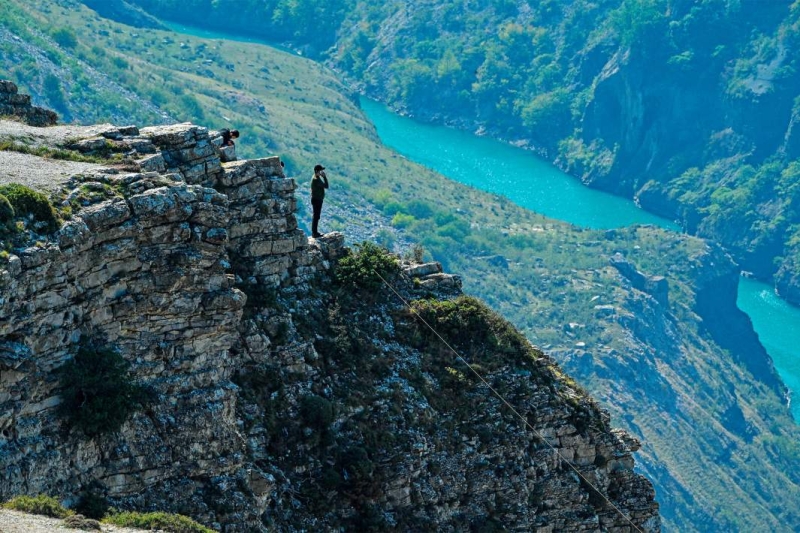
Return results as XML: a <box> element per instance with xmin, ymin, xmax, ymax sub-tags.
<box><xmin>166</xmin><ymin>20</ymin><xmax>800</xmax><ymax>422</ymax></box>
<box><xmin>361</xmin><ymin>97</ymin><xmax>800</xmax><ymax>421</ymax></box>
<box><xmin>361</xmin><ymin>98</ymin><xmax>678</xmax><ymax>230</ymax></box>
<box><xmin>737</xmin><ymin>278</ymin><xmax>800</xmax><ymax>420</ymax></box>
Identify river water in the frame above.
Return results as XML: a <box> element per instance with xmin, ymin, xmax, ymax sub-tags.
<box><xmin>360</xmin><ymin>98</ymin><xmax>800</xmax><ymax>421</ymax></box>
<box><xmin>163</xmin><ymin>20</ymin><xmax>799</xmax><ymax>421</ymax></box>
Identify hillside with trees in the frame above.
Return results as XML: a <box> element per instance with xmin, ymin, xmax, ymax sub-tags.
<box><xmin>4</xmin><ymin>1</ymin><xmax>800</xmax><ymax>531</ymax></box>
<box><xmin>124</xmin><ymin>0</ymin><xmax>800</xmax><ymax>305</ymax></box>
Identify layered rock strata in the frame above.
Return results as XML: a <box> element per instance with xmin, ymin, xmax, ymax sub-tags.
<box><xmin>0</xmin><ymin>80</ymin><xmax>57</xmax><ymax>126</ymax></box>
<box><xmin>0</xmin><ymin>119</ymin><xmax>659</xmax><ymax>531</ymax></box>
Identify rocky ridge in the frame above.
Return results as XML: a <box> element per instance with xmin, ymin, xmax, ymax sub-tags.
<box><xmin>0</xmin><ymin>80</ymin><xmax>57</xmax><ymax>127</ymax></box>
<box><xmin>0</xmin><ymin>100</ymin><xmax>658</xmax><ymax>530</ymax></box>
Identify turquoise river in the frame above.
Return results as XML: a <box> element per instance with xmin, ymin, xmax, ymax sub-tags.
<box><xmin>165</xmin><ymin>20</ymin><xmax>800</xmax><ymax>422</ymax></box>
<box><xmin>360</xmin><ymin>98</ymin><xmax>800</xmax><ymax>422</ymax></box>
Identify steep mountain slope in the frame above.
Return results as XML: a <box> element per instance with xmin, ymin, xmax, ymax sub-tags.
<box><xmin>0</xmin><ymin>106</ymin><xmax>660</xmax><ymax>530</ymax></box>
<box><xmin>2</xmin><ymin>2</ymin><xmax>800</xmax><ymax>530</ymax></box>
<box><xmin>125</xmin><ymin>0</ymin><xmax>800</xmax><ymax>305</ymax></box>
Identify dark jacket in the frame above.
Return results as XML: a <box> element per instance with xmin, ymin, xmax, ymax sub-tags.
<box><xmin>311</xmin><ymin>173</ymin><xmax>329</xmax><ymax>201</ymax></box>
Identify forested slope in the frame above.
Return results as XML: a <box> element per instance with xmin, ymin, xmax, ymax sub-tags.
<box><xmin>4</xmin><ymin>1</ymin><xmax>800</xmax><ymax>531</ymax></box>
<box><xmin>126</xmin><ymin>0</ymin><xmax>800</xmax><ymax>304</ymax></box>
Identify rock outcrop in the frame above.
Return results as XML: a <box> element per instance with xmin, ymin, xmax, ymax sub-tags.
<box><xmin>0</xmin><ymin>81</ymin><xmax>57</xmax><ymax>127</ymax></box>
<box><xmin>0</xmin><ymin>111</ymin><xmax>659</xmax><ymax>530</ymax></box>
<box><xmin>610</xmin><ymin>253</ymin><xmax>669</xmax><ymax>306</ymax></box>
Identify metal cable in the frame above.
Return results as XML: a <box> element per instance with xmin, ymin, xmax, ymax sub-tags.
<box><xmin>373</xmin><ymin>268</ymin><xmax>646</xmax><ymax>533</ymax></box>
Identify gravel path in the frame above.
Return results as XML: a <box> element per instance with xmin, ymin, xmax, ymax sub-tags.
<box><xmin>0</xmin><ymin>510</ymin><xmax>146</xmax><ymax>533</ymax></box>
<box><xmin>0</xmin><ymin>151</ymin><xmax>102</xmax><ymax>194</ymax></box>
<box><xmin>0</xmin><ymin>119</ymin><xmax>110</xmax><ymax>194</ymax></box>
<box><xmin>0</xmin><ymin>119</ymin><xmax>123</xmax><ymax>148</ymax></box>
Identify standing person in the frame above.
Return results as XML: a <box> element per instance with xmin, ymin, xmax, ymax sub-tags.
<box><xmin>311</xmin><ymin>164</ymin><xmax>329</xmax><ymax>238</ymax></box>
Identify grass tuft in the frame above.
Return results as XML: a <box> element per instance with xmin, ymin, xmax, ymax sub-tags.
<box><xmin>0</xmin><ymin>139</ymin><xmax>121</xmax><ymax>163</ymax></box>
<box><xmin>103</xmin><ymin>511</ymin><xmax>215</xmax><ymax>533</ymax></box>
<box><xmin>2</xmin><ymin>495</ymin><xmax>73</xmax><ymax>518</ymax></box>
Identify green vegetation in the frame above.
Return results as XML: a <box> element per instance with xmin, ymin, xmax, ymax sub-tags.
<box><xmin>0</xmin><ymin>183</ymin><xmax>60</xmax><ymax>233</ymax></box>
<box><xmin>57</xmin><ymin>345</ymin><xmax>150</xmax><ymax>436</ymax></box>
<box><xmin>103</xmin><ymin>511</ymin><xmax>214</xmax><ymax>533</ymax></box>
<box><xmin>300</xmin><ymin>394</ymin><xmax>335</xmax><ymax>431</ymax></box>
<box><xmin>334</xmin><ymin>241</ymin><xmax>399</xmax><ymax>290</ymax></box>
<box><xmin>75</xmin><ymin>487</ymin><xmax>109</xmax><ymax>520</ymax></box>
<box><xmin>3</xmin><ymin>1</ymin><xmax>800</xmax><ymax>530</ymax></box>
<box><xmin>3</xmin><ymin>494</ymin><xmax>73</xmax><ymax>518</ymax></box>
<box><xmin>0</xmin><ymin>193</ymin><xmax>14</xmax><ymax>224</ymax></box>
<box><xmin>51</xmin><ymin>27</ymin><xmax>77</xmax><ymax>49</ymax></box>
<box><xmin>0</xmin><ymin>139</ymin><xmax>119</xmax><ymax>163</ymax></box>
<box><xmin>409</xmin><ymin>296</ymin><xmax>543</xmax><ymax>371</ymax></box>
<box><xmin>2</xmin><ymin>495</ymin><xmax>212</xmax><ymax>532</ymax></box>
<box><xmin>126</xmin><ymin>0</ymin><xmax>800</xmax><ymax>301</ymax></box>
<box><xmin>1</xmin><ymin>495</ymin><xmax>215</xmax><ymax>533</ymax></box>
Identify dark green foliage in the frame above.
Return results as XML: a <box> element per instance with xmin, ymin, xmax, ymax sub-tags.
<box><xmin>409</xmin><ymin>296</ymin><xmax>540</xmax><ymax>370</ymax></box>
<box><xmin>0</xmin><ymin>183</ymin><xmax>59</xmax><ymax>232</ymax></box>
<box><xmin>340</xmin><ymin>446</ymin><xmax>375</xmax><ymax>487</ymax></box>
<box><xmin>57</xmin><ymin>345</ymin><xmax>150</xmax><ymax>436</ymax></box>
<box><xmin>349</xmin><ymin>503</ymin><xmax>387</xmax><ymax>532</ymax></box>
<box><xmin>103</xmin><ymin>511</ymin><xmax>214</xmax><ymax>533</ymax></box>
<box><xmin>334</xmin><ymin>241</ymin><xmax>399</xmax><ymax>290</ymax></box>
<box><xmin>75</xmin><ymin>485</ymin><xmax>109</xmax><ymax>520</ymax></box>
<box><xmin>202</xmin><ymin>483</ymin><xmax>235</xmax><ymax>515</ymax></box>
<box><xmin>0</xmin><ymin>193</ymin><xmax>14</xmax><ymax>223</ymax></box>
<box><xmin>51</xmin><ymin>27</ymin><xmax>78</xmax><ymax>48</ymax></box>
<box><xmin>300</xmin><ymin>394</ymin><xmax>335</xmax><ymax>431</ymax></box>
<box><xmin>2</xmin><ymin>494</ymin><xmax>72</xmax><ymax>518</ymax></box>
<box><xmin>471</xmin><ymin>516</ymin><xmax>505</xmax><ymax>533</ymax></box>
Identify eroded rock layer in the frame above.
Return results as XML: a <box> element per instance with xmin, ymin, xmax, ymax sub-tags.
<box><xmin>0</xmin><ymin>80</ymin><xmax>57</xmax><ymax>127</ymax></box>
<box><xmin>0</xmin><ymin>119</ymin><xmax>659</xmax><ymax>531</ymax></box>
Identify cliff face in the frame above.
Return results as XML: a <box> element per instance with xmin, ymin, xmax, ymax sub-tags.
<box><xmin>0</xmin><ymin>113</ymin><xmax>659</xmax><ymax>530</ymax></box>
<box><xmin>0</xmin><ymin>80</ymin><xmax>57</xmax><ymax>127</ymax></box>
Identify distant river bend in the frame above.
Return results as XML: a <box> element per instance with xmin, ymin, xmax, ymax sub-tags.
<box><xmin>360</xmin><ymin>98</ymin><xmax>800</xmax><ymax>422</ymax></box>
<box><xmin>166</xmin><ymin>20</ymin><xmax>800</xmax><ymax>423</ymax></box>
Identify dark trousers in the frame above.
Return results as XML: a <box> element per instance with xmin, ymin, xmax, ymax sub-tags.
<box><xmin>311</xmin><ymin>198</ymin><xmax>323</xmax><ymax>235</ymax></box>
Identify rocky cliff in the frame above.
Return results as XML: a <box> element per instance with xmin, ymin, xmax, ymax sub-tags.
<box><xmin>0</xmin><ymin>80</ymin><xmax>57</xmax><ymax>127</ymax></box>
<box><xmin>0</xmin><ymin>100</ymin><xmax>659</xmax><ymax>530</ymax></box>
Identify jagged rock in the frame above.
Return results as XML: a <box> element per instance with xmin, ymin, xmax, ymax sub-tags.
<box><xmin>611</xmin><ymin>253</ymin><xmax>669</xmax><ymax>305</ymax></box>
<box><xmin>0</xmin><ymin>81</ymin><xmax>57</xmax><ymax>126</ymax></box>
<box><xmin>0</xmin><ymin>107</ymin><xmax>659</xmax><ymax>531</ymax></box>
<box><xmin>403</xmin><ymin>261</ymin><xmax>442</xmax><ymax>277</ymax></box>
<box><xmin>219</xmin><ymin>144</ymin><xmax>237</xmax><ymax>162</ymax></box>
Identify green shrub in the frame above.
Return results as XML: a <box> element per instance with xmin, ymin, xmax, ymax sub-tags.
<box><xmin>335</xmin><ymin>241</ymin><xmax>400</xmax><ymax>290</ymax></box>
<box><xmin>51</xmin><ymin>27</ymin><xmax>78</xmax><ymax>49</ymax></box>
<box><xmin>340</xmin><ymin>446</ymin><xmax>375</xmax><ymax>485</ymax></box>
<box><xmin>3</xmin><ymin>494</ymin><xmax>73</xmax><ymax>518</ymax></box>
<box><xmin>0</xmin><ymin>183</ymin><xmax>60</xmax><ymax>232</ymax></box>
<box><xmin>75</xmin><ymin>485</ymin><xmax>109</xmax><ymax>520</ymax></box>
<box><xmin>300</xmin><ymin>394</ymin><xmax>335</xmax><ymax>431</ymax></box>
<box><xmin>103</xmin><ymin>511</ymin><xmax>214</xmax><ymax>533</ymax></box>
<box><xmin>0</xmin><ymin>194</ymin><xmax>14</xmax><ymax>223</ymax></box>
<box><xmin>408</xmin><ymin>296</ymin><xmax>540</xmax><ymax>370</ymax></box>
<box><xmin>57</xmin><ymin>345</ymin><xmax>150</xmax><ymax>436</ymax></box>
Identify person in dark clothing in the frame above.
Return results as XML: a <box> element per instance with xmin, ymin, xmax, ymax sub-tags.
<box><xmin>221</xmin><ymin>128</ymin><xmax>239</xmax><ymax>146</ymax></box>
<box><xmin>310</xmin><ymin>164</ymin><xmax>329</xmax><ymax>238</ymax></box>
